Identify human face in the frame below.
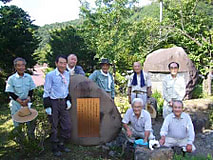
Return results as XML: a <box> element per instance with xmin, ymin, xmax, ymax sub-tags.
<box><xmin>133</xmin><ymin>62</ymin><xmax>142</xmax><ymax>74</ymax></box>
<box><xmin>101</xmin><ymin>64</ymin><xmax>110</xmax><ymax>74</ymax></box>
<box><xmin>68</xmin><ymin>55</ymin><xmax>77</xmax><ymax>68</ymax></box>
<box><xmin>55</xmin><ymin>58</ymin><xmax>67</xmax><ymax>73</ymax></box>
<box><xmin>132</xmin><ymin>101</ymin><xmax>143</xmax><ymax>117</ymax></box>
<box><xmin>169</xmin><ymin>63</ymin><xmax>179</xmax><ymax>77</ymax></box>
<box><xmin>15</xmin><ymin>61</ymin><xmax>26</xmax><ymax>76</ymax></box>
<box><xmin>172</xmin><ymin>102</ymin><xmax>183</xmax><ymax>118</ymax></box>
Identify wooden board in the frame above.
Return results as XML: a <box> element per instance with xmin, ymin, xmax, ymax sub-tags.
<box><xmin>77</xmin><ymin>98</ymin><xmax>100</xmax><ymax>137</ymax></box>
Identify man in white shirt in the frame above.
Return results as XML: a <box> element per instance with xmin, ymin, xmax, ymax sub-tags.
<box><xmin>127</xmin><ymin>62</ymin><xmax>152</xmax><ymax>106</ymax></box>
<box><xmin>159</xmin><ymin>100</ymin><xmax>196</xmax><ymax>153</ymax></box>
<box><xmin>122</xmin><ymin>98</ymin><xmax>155</xmax><ymax>143</ymax></box>
<box><xmin>162</xmin><ymin>62</ymin><xmax>185</xmax><ymax>118</ymax></box>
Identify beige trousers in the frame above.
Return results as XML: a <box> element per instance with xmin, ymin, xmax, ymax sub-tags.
<box><xmin>122</xmin><ymin>126</ymin><xmax>155</xmax><ymax>143</ymax></box>
<box><xmin>164</xmin><ymin>137</ymin><xmax>196</xmax><ymax>152</ymax></box>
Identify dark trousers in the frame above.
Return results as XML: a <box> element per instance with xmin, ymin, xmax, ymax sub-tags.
<box><xmin>50</xmin><ymin>99</ymin><xmax>71</xmax><ymax>143</ymax></box>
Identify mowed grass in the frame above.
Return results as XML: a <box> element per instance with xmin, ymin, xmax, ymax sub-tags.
<box><xmin>0</xmin><ymin>105</ymin><xmax>18</xmax><ymax>158</ymax></box>
<box><xmin>0</xmin><ymin>104</ymin><xmax>125</xmax><ymax>160</ymax></box>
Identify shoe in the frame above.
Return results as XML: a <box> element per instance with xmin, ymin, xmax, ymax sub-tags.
<box><xmin>53</xmin><ymin>151</ymin><xmax>62</xmax><ymax>157</ymax></box>
<box><xmin>63</xmin><ymin>147</ymin><xmax>71</xmax><ymax>152</ymax></box>
<box><xmin>58</xmin><ymin>144</ymin><xmax>71</xmax><ymax>152</ymax></box>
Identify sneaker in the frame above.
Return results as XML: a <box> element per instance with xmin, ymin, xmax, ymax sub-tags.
<box><xmin>53</xmin><ymin>151</ymin><xmax>62</xmax><ymax>157</ymax></box>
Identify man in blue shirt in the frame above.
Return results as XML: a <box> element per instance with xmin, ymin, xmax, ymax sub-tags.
<box><xmin>43</xmin><ymin>55</ymin><xmax>71</xmax><ymax>157</ymax></box>
<box><xmin>5</xmin><ymin>57</ymin><xmax>36</xmax><ymax>139</ymax></box>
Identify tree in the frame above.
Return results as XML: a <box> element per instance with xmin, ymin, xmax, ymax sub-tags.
<box><xmin>162</xmin><ymin>0</ymin><xmax>213</xmax><ymax>76</ymax></box>
<box><xmin>0</xmin><ymin>5</ymin><xmax>39</xmax><ymax>103</ymax></box>
<box><xmin>80</xmin><ymin>0</ymin><xmax>139</xmax><ymax>72</ymax></box>
<box><xmin>46</xmin><ymin>25</ymin><xmax>97</xmax><ymax>73</ymax></box>
<box><xmin>0</xmin><ymin>5</ymin><xmax>39</xmax><ymax>74</ymax></box>
<box><xmin>0</xmin><ymin>0</ymin><xmax>12</xmax><ymax>4</ymax></box>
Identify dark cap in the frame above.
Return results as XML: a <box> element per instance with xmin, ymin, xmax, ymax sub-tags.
<box><xmin>100</xmin><ymin>58</ymin><xmax>112</xmax><ymax>65</ymax></box>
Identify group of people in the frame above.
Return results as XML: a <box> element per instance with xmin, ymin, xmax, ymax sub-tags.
<box><xmin>5</xmin><ymin>55</ymin><xmax>195</xmax><ymax>157</ymax></box>
<box><xmin>122</xmin><ymin>61</ymin><xmax>195</xmax><ymax>153</ymax></box>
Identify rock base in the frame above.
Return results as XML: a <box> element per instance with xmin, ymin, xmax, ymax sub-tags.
<box><xmin>134</xmin><ymin>146</ymin><xmax>174</xmax><ymax>160</ymax></box>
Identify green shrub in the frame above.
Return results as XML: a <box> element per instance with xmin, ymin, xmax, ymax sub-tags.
<box><xmin>174</xmin><ymin>153</ymin><xmax>213</xmax><ymax>160</ymax></box>
<box><xmin>115</xmin><ymin>72</ymin><xmax>128</xmax><ymax>96</ymax></box>
<box><xmin>191</xmin><ymin>84</ymin><xmax>203</xmax><ymax>99</ymax></box>
<box><xmin>115</xmin><ymin>96</ymin><xmax>130</xmax><ymax>117</ymax></box>
<box><xmin>152</xmin><ymin>90</ymin><xmax>164</xmax><ymax>116</ymax></box>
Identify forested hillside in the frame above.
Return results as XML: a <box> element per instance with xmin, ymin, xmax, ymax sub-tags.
<box><xmin>0</xmin><ymin>0</ymin><xmax>212</xmax><ymax>103</ymax></box>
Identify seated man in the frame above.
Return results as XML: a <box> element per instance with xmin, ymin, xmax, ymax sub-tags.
<box><xmin>159</xmin><ymin>100</ymin><xmax>196</xmax><ymax>153</ymax></box>
<box><xmin>122</xmin><ymin>98</ymin><xmax>155</xmax><ymax>143</ymax></box>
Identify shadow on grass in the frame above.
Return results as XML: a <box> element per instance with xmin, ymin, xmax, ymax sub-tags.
<box><xmin>0</xmin><ymin>105</ymin><xmax>11</xmax><ymax>126</ymax></box>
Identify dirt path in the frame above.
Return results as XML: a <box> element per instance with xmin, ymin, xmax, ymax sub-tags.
<box><xmin>31</xmin><ymin>64</ymin><xmax>47</xmax><ymax>86</ymax></box>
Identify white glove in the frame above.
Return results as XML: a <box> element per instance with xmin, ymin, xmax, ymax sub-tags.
<box><xmin>66</xmin><ymin>100</ymin><xmax>72</xmax><ymax>110</ymax></box>
<box><xmin>45</xmin><ymin>107</ymin><xmax>52</xmax><ymax>115</ymax></box>
<box><xmin>28</xmin><ymin>102</ymin><xmax>32</xmax><ymax>108</ymax></box>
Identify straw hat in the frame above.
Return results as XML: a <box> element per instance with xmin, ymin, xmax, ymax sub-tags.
<box><xmin>146</xmin><ymin>103</ymin><xmax>157</xmax><ymax>119</ymax></box>
<box><xmin>12</xmin><ymin>107</ymin><xmax>38</xmax><ymax>123</ymax></box>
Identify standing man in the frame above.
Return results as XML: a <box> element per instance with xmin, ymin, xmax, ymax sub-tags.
<box><xmin>67</xmin><ymin>54</ymin><xmax>85</xmax><ymax>76</ymax></box>
<box><xmin>162</xmin><ymin>62</ymin><xmax>186</xmax><ymax>118</ymax></box>
<box><xmin>5</xmin><ymin>57</ymin><xmax>36</xmax><ymax>137</ymax></box>
<box><xmin>122</xmin><ymin>98</ymin><xmax>155</xmax><ymax>143</ymax></box>
<box><xmin>89</xmin><ymin>58</ymin><xmax>115</xmax><ymax>99</ymax></box>
<box><xmin>159</xmin><ymin>100</ymin><xmax>196</xmax><ymax>153</ymax></box>
<box><xmin>43</xmin><ymin>55</ymin><xmax>72</xmax><ymax>157</ymax></box>
<box><xmin>127</xmin><ymin>62</ymin><xmax>152</xmax><ymax>106</ymax></box>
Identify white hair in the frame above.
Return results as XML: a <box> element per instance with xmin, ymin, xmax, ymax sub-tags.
<box><xmin>131</xmin><ymin>98</ymin><xmax>144</xmax><ymax>107</ymax></box>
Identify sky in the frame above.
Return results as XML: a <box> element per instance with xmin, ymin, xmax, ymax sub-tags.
<box><xmin>1</xmin><ymin>0</ymin><xmax>152</xmax><ymax>26</ymax></box>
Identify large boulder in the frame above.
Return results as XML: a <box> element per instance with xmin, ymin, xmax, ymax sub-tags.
<box><xmin>143</xmin><ymin>47</ymin><xmax>198</xmax><ymax>99</ymax></box>
<box><xmin>69</xmin><ymin>75</ymin><xmax>122</xmax><ymax>146</ymax></box>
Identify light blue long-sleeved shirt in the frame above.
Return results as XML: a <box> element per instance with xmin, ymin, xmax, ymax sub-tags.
<box><xmin>89</xmin><ymin>70</ymin><xmax>115</xmax><ymax>98</ymax></box>
<box><xmin>43</xmin><ymin>68</ymin><xmax>69</xmax><ymax>99</ymax></box>
<box><xmin>160</xmin><ymin>112</ymin><xmax>195</xmax><ymax>144</ymax></box>
<box><xmin>5</xmin><ymin>72</ymin><xmax>36</xmax><ymax>100</ymax></box>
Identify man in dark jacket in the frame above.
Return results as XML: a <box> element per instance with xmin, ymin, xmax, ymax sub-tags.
<box><xmin>67</xmin><ymin>54</ymin><xmax>85</xmax><ymax>76</ymax></box>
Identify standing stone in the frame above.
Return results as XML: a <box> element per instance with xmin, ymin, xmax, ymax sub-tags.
<box><xmin>143</xmin><ymin>47</ymin><xmax>198</xmax><ymax>100</ymax></box>
<box><xmin>69</xmin><ymin>75</ymin><xmax>122</xmax><ymax>146</ymax></box>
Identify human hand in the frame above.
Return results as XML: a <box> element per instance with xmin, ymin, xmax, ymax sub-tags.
<box><xmin>17</xmin><ymin>98</ymin><xmax>24</xmax><ymax>106</ymax></box>
<box><xmin>23</xmin><ymin>99</ymin><xmax>30</xmax><ymax>106</ymax></box>
<box><xmin>126</xmin><ymin>128</ymin><xmax>133</xmax><ymax>137</ymax></box>
<box><xmin>66</xmin><ymin>100</ymin><xmax>72</xmax><ymax>110</ymax></box>
<box><xmin>45</xmin><ymin>107</ymin><xmax>52</xmax><ymax>115</ymax></box>
<box><xmin>186</xmin><ymin>144</ymin><xmax>192</xmax><ymax>152</ymax></box>
<box><xmin>159</xmin><ymin>136</ymin><xmax>165</xmax><ymax>146</ymax></box>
